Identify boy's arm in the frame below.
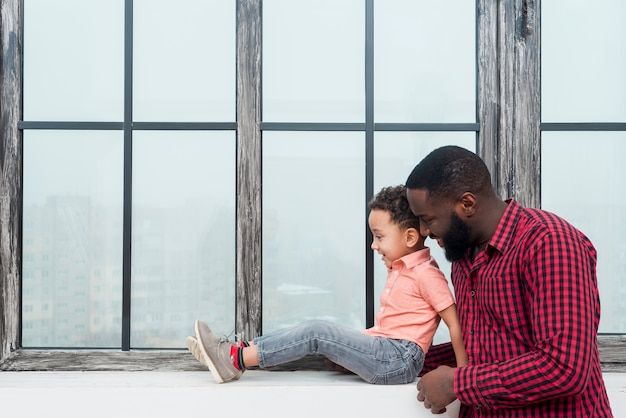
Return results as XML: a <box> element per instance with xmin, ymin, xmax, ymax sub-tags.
<box><xmin>438</xmin><ymin>304</ymin><xmax>468</xmax><ymax>367</ymax></box>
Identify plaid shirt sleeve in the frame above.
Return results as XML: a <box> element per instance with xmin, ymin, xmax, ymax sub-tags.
<box><xmin>451</xmin><ymin>203</ymin><xmax>612</xmax><ymax>416</ymax></box>
<box><xmin>419</xmin><ymin>342</ymin><xmax>457</xmax><ymax>376</ymax></box>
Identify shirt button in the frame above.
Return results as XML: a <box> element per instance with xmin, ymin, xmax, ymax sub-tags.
<box><xmin>385</xmin><ymin>289</ymin><xmax>390</xmax><ymax>294</ymax></box>
<box><xmin>394</xmin><ymin>271</ymin><xmax>399</xmax><ymax>276</ymax></box>
<box><xmin>470</xmin><ymin>290</ymin><xmax>475</xmax><ymax>297</ymax></box>
<box><xmin>380</xmin><ymin>307</ymin><xmax>384</xmax><ymax>312</ymax></box>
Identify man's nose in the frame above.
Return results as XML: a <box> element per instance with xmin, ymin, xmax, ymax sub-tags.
<box><xmin>419</xmin><ymin>223</ymin><xmax>431</xmax><ymax>237</ymax></box>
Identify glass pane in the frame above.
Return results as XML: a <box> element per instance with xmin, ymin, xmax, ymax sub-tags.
<box><xmin>374</xmin><ymin>0</ymin><xmax>476</xmax><ymax>123</ymax></box>
<box><xmin>131</xmin><ymin>131</ymin><xmax>236</xmax><ymax>347</ymax></box>
<box><xmin>542</xmin><ymin>132</ymin><xmax>626</xmax><ymax>333</ymax></box>
<box><xmin>22</xmin><ymin>131</ymin><xmax>124</xmax><ymax>348</ymax></box>
<box><xmin>263</xmin><ymin>132</ymin><xmax>365</xmax><ymax>332</ymax></box>
<box><xmin>374</xmin><ymin>132</ymin><xmax>476</xmax><ymax>343</ymax></box>
<box><xmin>263</xmin><ymin>0</ymin><xmax>365</xmax><ymax>122</ymax></box>
<box><xmin>133</xmin><ymin>0</ymin><xmax>236</xmax><ymax>121</ymax></box>
<box><xmin>23</xmin><ymin>0</ymin><xmax>124</xmax><ymax>121</ymax></box>
<box><xmin>542</xmin><ymin>0</ymin><xmax>626</xmax><ymax>122</ymax></box>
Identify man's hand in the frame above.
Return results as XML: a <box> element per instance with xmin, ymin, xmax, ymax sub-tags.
<box><xmin>416</xmin><ymin>365</ymin><xmax>457</xmax><ymax>414</ymax></box>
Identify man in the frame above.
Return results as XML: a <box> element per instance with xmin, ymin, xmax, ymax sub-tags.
<box><xmin>405</xmin><ymin>146</ymin><xmax>613</xmax><ymax>417</ymax></box>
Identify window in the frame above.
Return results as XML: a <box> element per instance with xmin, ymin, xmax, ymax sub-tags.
<box><xmin>21</xmin><ymin>0</ymin><xmax>237</xmax><ymax>350</ymax></box>
<box><xmin>541</xmin><ymin>0</ymin><xmax>626</xmax><ymax>334</ymax></box>
<box><xmin>1</xmin><ymin>0</ymin><xmax>623</xmax><ymax>370</ymax></box>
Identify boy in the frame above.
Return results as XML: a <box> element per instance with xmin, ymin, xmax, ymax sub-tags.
<box><xmin>188</xmin><ymin>185</ymin><xmax>467</xmax><ymax>384</ymax></box>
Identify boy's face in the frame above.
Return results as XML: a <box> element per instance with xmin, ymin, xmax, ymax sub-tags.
<box><xmin>368</xmin><ymin>209</ymin><xmax>415</xmax><ymax>269</ymax></box>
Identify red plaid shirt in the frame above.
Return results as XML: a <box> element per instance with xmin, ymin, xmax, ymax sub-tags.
<box><xmin>421</xmin><ymin>199</ymin><xmax>613</xmax><ymax>417</ymax></box>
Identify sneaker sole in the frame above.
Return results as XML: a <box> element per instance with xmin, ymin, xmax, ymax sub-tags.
<box><xmin>194</xmin><ymin>320</ymin><xmax>226</xmax><ymax>384</ymax></box>
<box><xmin>187</xmin><ymin>336</ymin><xmax>210</xmax><ymax>370</ymax></box>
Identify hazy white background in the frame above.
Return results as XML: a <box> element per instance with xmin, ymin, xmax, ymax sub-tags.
<box><xmin>20</xmin><ymin>0</ymin><xmax>625</xmax><ymax>348</ymax></box>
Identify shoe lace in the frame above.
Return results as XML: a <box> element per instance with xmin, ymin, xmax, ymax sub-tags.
<box><xmin>218</xmin><ymin>335</ymin><xmax>232</xmax><ymax>346</ymax></box>
<box><xmin>217</xmin><ymin>332</ymin><xmax>243</xmax><ymax>367</ymax></box>
<box><xmin>222</xmin><ymin>330</ymin><xmax>245</xmax><ymax>344</ymax></box>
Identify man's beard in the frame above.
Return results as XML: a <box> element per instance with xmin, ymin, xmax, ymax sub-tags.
<box><xmin>442</xmin><ymin>211</ymin><xmax>473</xmax><ymax>262</ymax></box>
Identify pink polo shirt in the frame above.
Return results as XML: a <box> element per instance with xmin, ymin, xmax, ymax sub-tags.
<box><xmin>362</xmin><ymin>247</ymin><xmax>454</xmax><ymax>354</ymax></box>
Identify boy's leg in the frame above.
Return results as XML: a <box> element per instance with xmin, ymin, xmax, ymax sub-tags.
<box><xmin>242</xmin><ymin>344</ymin><xmax>259</xmax><ymax>367</ymax></box>
<box><xmin>254</xmin><ymin>319</ymin><xmax>421</xmax><ymax>384</ymax></box>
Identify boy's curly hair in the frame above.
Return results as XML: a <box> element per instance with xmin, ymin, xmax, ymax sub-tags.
<box><xmin>368</xmin><ymin>185</ymin><xmax>420</xmax><ymax>232</ymax></box>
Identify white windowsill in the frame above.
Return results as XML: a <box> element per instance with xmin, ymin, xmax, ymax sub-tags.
<box><xmin>2</xmin><ymin>370</ymin><xmax>625</xmax><ymax>417</ymax></box>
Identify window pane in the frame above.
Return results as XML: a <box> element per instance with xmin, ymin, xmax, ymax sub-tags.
<box><xmin>374</xmin><ymin>132</ymin><xmax>475</xmax><ymax>343</ymax></box>
<box><xmin>22</xmin><ymin>131</ymin><xmax>124</xmax><ymax>347</ymax></box>
<box><xmin>374</xmin><ymin>0</ymin><xmax>476</xmax><ymax>123</ymax></box>
<box><xmin>23</xmin><ymin>0</ymin><xmax>124</xmax><ymax>121</ymax></box>
<box><xmin>263</xmin><ymin>0</ymin><xmax>365</xmax><ymax>122</ymax></box>
<box><xmin>542</xmin><ymin>132</ymin><xmax>626</xmax><ymax>333</ymax></box>
<box><xmin>263</xmin><ymin>132</ymin><xmax>365</xmax><ymax>332</ymax></box>
<box><xmin>133</xmin><ymin>0</ymin><xmax>236</xmax><ymax>121</ymax></box>
<box><xmin>131</xmin><ymin>131</ymin><xmax>236</xmax><ymax>347</ymax></box>
<box><xmin>542</xmin><ymin>0</ymin><xmax>626</xmax><ymax>122</ymax></box>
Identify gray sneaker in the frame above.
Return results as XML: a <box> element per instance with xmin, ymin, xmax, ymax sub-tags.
<box><xmin>194</xmin><ymin>320</ymin><xmax>244</xmax><ymax>383</ymax></box>
<box><xmin>187</xmin><ymin>335</ymin><xmax>244</xmax><ymax>379</ymax></box>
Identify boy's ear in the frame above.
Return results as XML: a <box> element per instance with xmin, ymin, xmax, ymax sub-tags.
<box><xmin>405</xmin><ymin>227</ymin><xmax>421</xmax><ymax>247</ymax></box>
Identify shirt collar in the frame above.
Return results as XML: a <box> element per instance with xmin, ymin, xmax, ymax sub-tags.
<box><xmin>488</xmin><ymin>198</ymin><xmax>521</xmax><ymax>254</ymax></box>
<box><xmin>391</xmin><ymin>246</ymin><xmax>432</xmax><ymax>270</ymax></box>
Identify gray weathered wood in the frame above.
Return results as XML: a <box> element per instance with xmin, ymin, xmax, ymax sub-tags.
<box><xmin>477</xmin><ymin>0</ymin><xmax>500</xmax><ymax>189</ymax></box>
<box><xmin>597</xmin><ymin>336</ymin><xmax>626</xmax><ymax>373</ymax></box>
<box><xmin>236</xmin><ymin>0</ymin><xmax>263</xmax><ymax>341</ymax></box>
<box><xmin>510</xmin><ymin>0</ymin><xmax>541</xmax><ymax>208</ymax></box>
<box><xmin>477</xmin><ymin>0</ymin><xmax>540</xmax><ymax>208</ymax></box>
<box><xmin>0</xmin><ymin>350</ymin><xmax>329</xmax><ymax>372</ymax></box>
<box><xmin>1</xmin><ymin>351</ymin><xmax>207</xmax><ymax>372</ymax></box>
<box><xmin>2</xmin><ymin>338</ymin><xmax>624</xmax><ymax>372</ymax></box>
<box><xmin>0</xmin><ymin>0</ymin><xmax>22</xmax><ymax>365</ymax></box>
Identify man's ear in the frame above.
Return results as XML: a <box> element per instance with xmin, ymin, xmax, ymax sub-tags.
<box><xmin>458</xmin><ymin>192</ymin><xmax>477</xmax><ymax>217</ymax></box>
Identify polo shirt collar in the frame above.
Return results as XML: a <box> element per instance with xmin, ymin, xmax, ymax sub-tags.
<box><xmin>392</xmin><ymin>246</ymin><xmax>432</xmax><ymax>270</ymax></box>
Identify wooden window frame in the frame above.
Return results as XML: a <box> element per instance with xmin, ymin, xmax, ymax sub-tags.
<box><xmin>1</xmin><ymin>0</ymin><xmax>624</xmax><ymax>371</ymax></box>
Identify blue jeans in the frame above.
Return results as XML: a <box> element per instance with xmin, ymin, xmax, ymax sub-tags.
<box><xmin>253</xmin><ymin>319</ymin><xmax>424</xmax><ymax>385</ymax></box>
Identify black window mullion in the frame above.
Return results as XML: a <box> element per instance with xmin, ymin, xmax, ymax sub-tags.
<box><xmin>365</xmin><ymin>0</ymin><xmax>375</xmax><ymax>329</ymax></box>
<box><xmin>121</xmin><ymin>0</ymin><xmax>134</xmax><ymax>351</ymax></box>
